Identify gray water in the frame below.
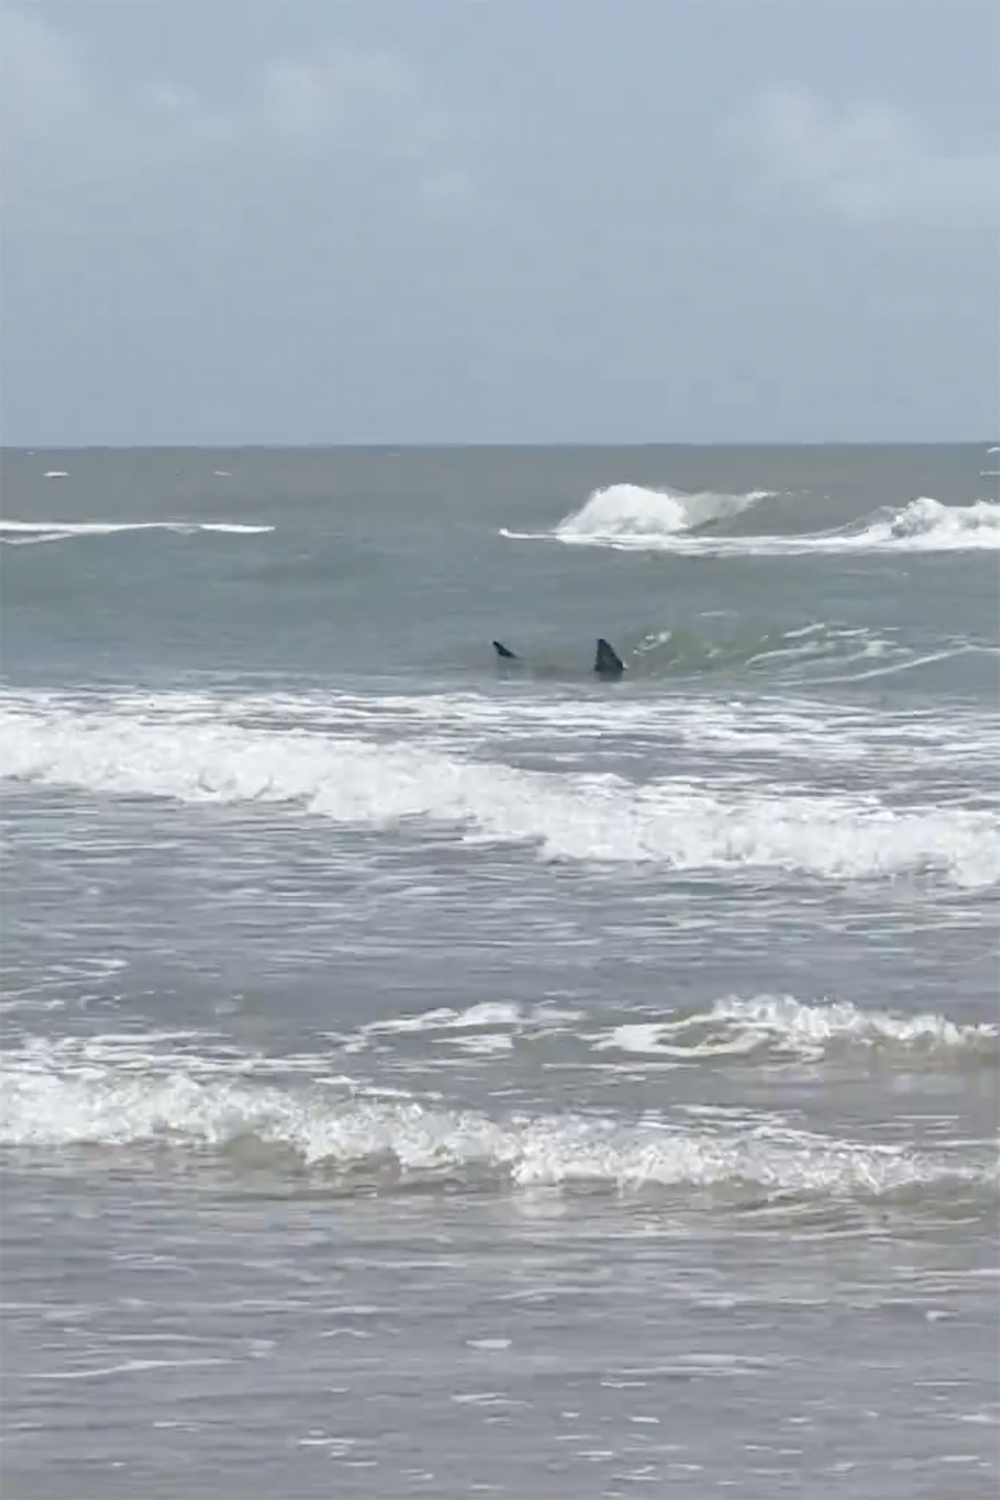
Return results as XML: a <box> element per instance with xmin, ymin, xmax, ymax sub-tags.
<box><xmin>1</xmin><ymin>445</ymin><xmax>998</xmax><ymax>1499</ymax></box>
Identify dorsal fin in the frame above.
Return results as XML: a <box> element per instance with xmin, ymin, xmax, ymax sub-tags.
<box><xmin>594</xmin><ymin>638</ymin><xmax>625</xmax><ymax>678</ymax></box>
<box><xmin>493</xmin><ymin>640</ymin><xmax>518</xmax><ymax>660</ymax></box>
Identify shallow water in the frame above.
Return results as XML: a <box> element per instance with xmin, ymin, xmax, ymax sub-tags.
<box><xmin>1</xmin><ymin>445</ymin><xmax>998</xmax><ymax>1497</ymax></box>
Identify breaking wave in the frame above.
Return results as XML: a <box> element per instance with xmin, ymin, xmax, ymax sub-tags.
<box><xmin>0</xmin><ymin>520</ymin><xmax>274</xmax><ymax>547</ymax></box>
<box><xmin>503</xmin><ymin>488</ymin><xmax>1000</xmax><ymax>555</ymax></box>
<box><xmin>502</xmin><ymin>483</ymin><xmax>769</xmax><ymax>547</ymax></box>
<box><xmin>1</xmin><ymin>1042</ymin><xmax>992</xmax><ymax>1201</ymax></box>
<box><xmin>554</xmin><ymin>483</ymin><xmax>769</xmax><ymax>540</ymax></box>
<box><xmin>2</xmin><ymin>694</ymin><xmax>996</xmax><ymax>886</ymax></box>
<box><xmin>847</xmin><ymin>497</ymin><xmax>1000</xmax><ymax>551</ymax></box>
<box><xmin>121</xmin><ymin>684</ymin><xmax>990</xmax><ymax>774</ymax></box>
<box><xmin>592</xmin><ymin>995</ymin><xmax>999</xmax><ymax>1065</ymax></box>
<box><xmin>324</xmin><ymin>993</ymin><xmax>998</xmax><ymax>1072</ymax></box>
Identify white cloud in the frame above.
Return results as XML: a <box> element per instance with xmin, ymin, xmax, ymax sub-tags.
<box><xmin>733</xmin><ymin>89</ymin><xmax>999</xmax><ymax>229</ymax></box>
<box><xmin>0</xmin><ymin>9</ymin><xmax>476</xmax><ymax>217</ymax></box>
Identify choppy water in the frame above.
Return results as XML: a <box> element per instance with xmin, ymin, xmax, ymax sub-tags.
<box><xmin>1</xmin><ymin>445</ymin><xmax>998</xmax><ymax>1498</ymax></box>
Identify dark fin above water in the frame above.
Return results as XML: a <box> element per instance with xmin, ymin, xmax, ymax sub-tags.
<box><xmin>493</xmin><ymin>640</ymin><xmax>518</xmax><ymax>660</ymax></box>
<box><xmin>594</xmin><ymin>638</ymin><xmax>625</xmax><ymax>678</ymax></box>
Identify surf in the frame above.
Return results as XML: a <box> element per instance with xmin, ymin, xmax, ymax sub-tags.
<box><xmin>3</xmin><ymin>1033</ymin><xmax>993</xmax><ymax>1202</ymax></box>
<box><xmin>2</xmin><ymin>690</ymin><xmax>996</xmax><ymax>887</ymax></box>
<box><xmin>0</xmin><ymin>519</ymin><xmax>275</xmax><ymax>546</ymax></box>
<box><xmin>502</xmin><ymin>486</ymin><xmax>1000</xmax><ymax>555</ymax></box>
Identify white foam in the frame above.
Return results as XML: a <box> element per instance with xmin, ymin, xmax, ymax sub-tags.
<box><xmin>594</xmin><ymin>996</ymin><xmax>999</xmax><ymax>1064</ymax></box>
<box><xmin>196</xmin><ymin>523</ymin><xmax>271</xmax><ymax>534</ymax></box>
<box><xmin>850</xmin><ymin>497</ymin><xmax>1000</xmax><ymax>551</ymax></box>
<box><xmin>594</xmin><ymin>1023</ymin><xmax>760</xmax><ymax>1060</ymax></box>
<box><xmin>505</xmin><ymin>491</ymin><xmax>1000</xmax><ymax>555</ymax></box>
<box><xmin>43</xmin><ymin>470</ymin><xmax>68</xmax><ymax>479</ymax></box>
<box><xmin>0</xmin><ymin>519</ymin><xmax>274</xmax><ymax>546</ymax></box>
<box><xmin>2</xmin><ymin>695</ymin><xmax>996</xmax><ymax>885</ymax></box>
<box><xmin>245</xmin><ymin>684</ymin><xmax>997</xmax><ymax>774</ymax></box>
<box><xmin>555</xmin><ymin>483</ymin><xmax>770</xmax><ymax>539</ymax></box>
<box><xmin>1</xmin><ymin>1047</ymin><xmax>991</xmax><ymax>1199</ymax></box>
<box><xmin>360</xmin><ymin>1003</ymin><xmax>528</xmax><ymax>1036</ymax></box>
<box><xmin>503</xmin><ymin>483</ymin><xmax>768</xmax><ymax>547</ymax></box>
<box><xmin>342</xmin><ymin>1001</ymin><xmax>581</xmax><ymax>1053</ymax></box>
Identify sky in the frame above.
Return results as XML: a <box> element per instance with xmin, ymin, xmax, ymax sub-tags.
<box><xmin>1</xmin><ymin>0</ymin><xmax>997</xmax><ymax>446</ymax></box>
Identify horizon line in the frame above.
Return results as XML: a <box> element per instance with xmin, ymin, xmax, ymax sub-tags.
<box><xmin>2</xmin><ymin>439</ymin><xmax>997</xmax><ymax>454</ymax></box>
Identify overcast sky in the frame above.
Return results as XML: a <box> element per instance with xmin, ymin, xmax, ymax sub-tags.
<box><xmin>2</xmin><ymin>1</ymin><xmax>997</xmax><ymax>446</ymax></box>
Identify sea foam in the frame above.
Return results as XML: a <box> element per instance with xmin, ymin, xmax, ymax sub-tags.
<box><xmin>1</xmin><ymin>695</ymin><xmax>996</xmax><ymax>886</ymax></box>
<box><xmin>2</xmin><ymin>1042</ymin><xmax>992</xmax><ymax>1201</ymax></box>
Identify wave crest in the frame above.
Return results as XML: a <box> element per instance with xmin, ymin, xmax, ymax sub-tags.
<box><xmin>594</xmin><ymin>995</ymin><xmax>999</xmax><ymax>1064</ymax></box>
<box><xmin>2</xmin><ymin>1055</ymin><xmax>991</xmax><ymax>1201</ymax></box>
<box><xmin>0</xmin><ymin>520</ymin><xmax>274</xmax><ymax>547</ymax></box>
<box><xmin>554</xmin><ymin>483</ymin><xmax>769</xmax><ymax>542</ymax></box>
<box><xmin>503</xmin><ymin>488</ymin><xmax>1000</xmax><ymax>555</ymax></box>
<box><xmin>863</xmin><ymin>496</ymin><xmax>1000</xmax><ymax>548</ymax></box>
<box><xmin>2</xmin><ymin>696</ymin><xmax>996</xmax><ymax>885</ymax></box>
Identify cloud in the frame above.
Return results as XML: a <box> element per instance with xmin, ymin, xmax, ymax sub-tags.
<box><xmin>0</xmin><ymin>8</ymin><xmax>477</xmax><ymax>221</ymax></box>
<box><xmin>733</xmin><ymin>89</ymin><xmax>999</xmax><ymax>230</ymax></box>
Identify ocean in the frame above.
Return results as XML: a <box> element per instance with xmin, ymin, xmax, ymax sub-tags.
<box><xmin>1</xmin><ymin>444</ymin><xmax>998</xmax><ymax>1499</ymax></box>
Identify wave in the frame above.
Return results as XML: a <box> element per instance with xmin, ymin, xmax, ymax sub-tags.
<box><xmin>0</xmin><ymin>520</ymin><xmax>274</xmax><ymax>547</ymax></box>
<box><xmin>631</xmin><ymin>620</ymin><xmax>913</xmax><ymax>681</ymax></box>
<box><xmin>142</xmin><ymin>684</ymin><xmax>992</xmax><ymax>774</ymax></box>
<box><xmin>489</xmin><ymin>621</ymin><xmax>997</xmax><ymax>688</ymax></box>
<box><xmin>2</xmin><ymin>1046</ymin><xmax>992</xmax><ymax>1201</ymax></box>
<box><xmin>502</xmin><ymin>483</ymin><xmax>769</xmax><ymax>547</ymax></box>
<box><xmin>849</xmin><ymin>497</ymin><xmax>1000</xmax><ymax>551</ymax></box>
<box><xmin>555</xmin><ymin>483</ymin><xmax>770</xmax><ymax>539</ymax></box>
<box><xmin>2</xmin><ymin>695</ymin><xmax>996</xmax><ymax>885</ymax></box>
<box><xmin>592</xmin><ymin>995</ymin><xmax>999</xmax><ymax>1065</ymax></box>
<box><xmin>503</xmin><ymin>488</ymin><xmax>1000</xmax><ymax>555</ymax></box>
<box><xmin>326</xmin><ymin>993</ymin><xmax>998</xmax><ymax>1071</ymax></box>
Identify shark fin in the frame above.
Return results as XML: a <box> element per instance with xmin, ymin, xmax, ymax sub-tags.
<box><xmin>594</xmin><ymin>638</ymin><xmax>625</xmax><ymax>678</ymax></box>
